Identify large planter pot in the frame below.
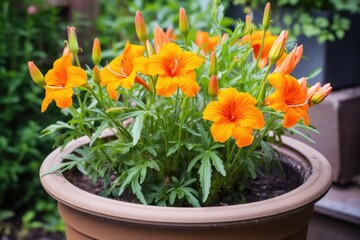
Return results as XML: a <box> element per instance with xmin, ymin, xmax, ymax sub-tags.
<box><xmin>40</xmin><ymin>132</ymin><xmax>332</xmax><ymax>240</ymax></box>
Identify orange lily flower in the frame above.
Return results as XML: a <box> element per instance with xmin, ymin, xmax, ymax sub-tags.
<box><xmin>195</xmin><ymin>31</ymin><xmax>220</xmax><ymax>54</ymax></box>
<box><xmin>274</xmin><ymin>45</ymin><xmax>303</xmax><ymax>75</ymax></box>
<box><xmin>203</xmin><ymin>87</ymin><xmax>265</xmax><ymax>147</ymax></box>
<box><xmin>265</xmin><ymin>73</ymin><xmax>309</xmax><ymax>128</ymax></box>
<box><xmin>141</xmin><ymin>43</ymin><xmax>204</xmax><ymax>97</ymax></box>
<box><xmin>100</xmin><ymin>42</ymin><xmax>147</xmax><ymax>99</ymax></box>
<box><xmin>241</xmin><ymin>30</ymin><xmax>277</xmax><ymax>69</ymax></box>
<box><xmin>41</xmin><ymin>53</ymin><xmax>87</xmax><ymax>112</ymax></box>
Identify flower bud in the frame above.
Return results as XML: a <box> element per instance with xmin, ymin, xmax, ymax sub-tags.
<box><xmin>308</xmin><ymin>82</ymin><xmax>332</xmax><ymax>106</ymax></box>
<box><xmin>274</xmin><ymin>45</ymin><xmax>303</xmax><ymax>75</ymax></box>
<box><xmin>209</xmin><ymin>51</ymin><xmax>218</xmax><ymax>76</ymax></box>
<box><xmin>179</xmin><ymin>7</ymin><xmax>189</xmax><ymax>37</ymax></box>
<box><xmin>62</xmin><ymin>40</ymin><xmax>71</xmax><ymax>56</ymax></box>
<box><xmin>268</xmin><ymin>30</ymin><xmax>288</xmax><ymax>64</ymax></box>
<box><xmin>28</xmin><ymin>61</ymin><xmax>45</xmax><ymax>88</ymax></box>
<box><xmin>146</xmin><ymin>40</ymin><xmax>155</xmax><ymax>57</ymax></box>
<box><xmin>246</xmin><ymin>15</ymin><xmax>252</xmax><ymax>34</ymax></box>
<box><xmin>92</xmin><ymin>66</ymin><xmax>101</xmax><ymax>85</ymax></box>
<box><xmin>67</xmin><ymin>26</ymin><xmax>79</xmax><ymax>55</ymax></box>
<box><xmin>135</xmin><ymin>11</ymin><xmax>148</xmax><ymax>43</ymax></box>
<box><xmin>262</xmin><ymin>2</ymin><xmax>271</xmax><ymax>31</ymax></box>
<box><xmin>298</xmin><ymin>77</ymin><xmax>308</xmax><ymax>96</ymax></box>
<box><xmin>154</xmin><ymin>25</ymin><xmax>170</xmax><ymax>54</ymax></box>
<box><xmin>92</xmin><ymin>38</ymin><xmax>102</xmax><ymax>66</ymax></box>
<box><xmin>208</xmin><ymin>75</ymin><xmax>219</xmax><ymax>99</ymax></box>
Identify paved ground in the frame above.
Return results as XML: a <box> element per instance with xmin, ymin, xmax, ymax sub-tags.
<box><xmin>308</xmin><ymin>213</ymin><xmax>360</xmax><ymax>240</ymax></box>
<box><xmin>307</xmin><ymin>185</ymin><xmax>360</xmax><ymax>240</ymax></box>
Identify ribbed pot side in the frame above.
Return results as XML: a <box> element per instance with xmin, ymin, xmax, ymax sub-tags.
<box><xmin>40</xmin><ymin>132</ymin><xmax>332</xmax><ymax>240</ymax></box>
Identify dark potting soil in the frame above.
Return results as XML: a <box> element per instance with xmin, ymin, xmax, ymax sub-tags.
<box><xmin>64</xmin><ymin>154</ymin><xmax>309</xmax><ymax>205</ymax></box>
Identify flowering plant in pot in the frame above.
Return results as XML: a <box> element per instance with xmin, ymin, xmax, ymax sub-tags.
<box><xmin>30</xmin><ymin>1</ymin><xmax>332</xmax><ymax>239</ymax></box>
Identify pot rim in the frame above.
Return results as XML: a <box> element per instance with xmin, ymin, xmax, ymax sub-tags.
<box><xmin>40</xmin><ymin>129</ymin><xmax>332</xmax><ymax>226</ymax></box>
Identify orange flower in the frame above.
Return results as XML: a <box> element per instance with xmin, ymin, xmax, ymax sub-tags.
<box><xmin>241</xmin><ymin>30</ymin><xmax>277</xmax><ymax>69</ymax></box>
<box><xmin>274</xmin><ymin>45</ymin><xmax>303</xmax><ymax>75</ymax></box>
<box><xmin>203</xmin><ymin>87</ymin><xmax>264</xmax><ymax>147</ymax></box>
<box><xmin>41</xmin><ymin>53</ymin><xmax>87</xmax><ymax>112</ymax></box>
<box><xmin>100</xmin><ymin>42</ymin><xmax>146</xmax><ymax>99</ymax></box>
<box><xmin>195</xmin><ymin>31</ymin><xmax>220</xmax><ymax>54</ymax></box>
<box><xmin>265</xmin><ymin>73</ymin><xmax>309</xmax><ymax>128</ymax></box>
<box><xmin>140</xmin><ymin>43</ymin><xmax>204</xmax><ymax>97</ymax></box>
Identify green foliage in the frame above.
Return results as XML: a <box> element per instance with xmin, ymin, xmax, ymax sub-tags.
<box><xmin>0</xmin><ymin>0</ymin><xmax>65</xmax><ymax>237</ymax></box>
<box><xmin>96</xmin><ymin>0</ymin><xmax>232</xmax><ymax>59</ymax></box>
<box><xmin>232</xmin><ymin>0</ymin><xmax>359</xmax><ymax>43</ymax></box>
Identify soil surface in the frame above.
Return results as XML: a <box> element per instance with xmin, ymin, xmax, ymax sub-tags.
<box><xmin>64</xmin><ymin>154</ymin><xmax>308</xmax><ymax>205</ymax></box>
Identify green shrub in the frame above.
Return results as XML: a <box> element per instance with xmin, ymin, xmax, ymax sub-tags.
<box><xmin>0</xmin><ymin>0</ymin><xmax>65</xmax><ymax>236</ymax></box>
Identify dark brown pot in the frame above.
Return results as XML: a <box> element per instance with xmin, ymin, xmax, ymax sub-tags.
<box><xmin>40</xmin><ymin>131</ymin><xmax>332</xmax><ymax>240</ymax></box>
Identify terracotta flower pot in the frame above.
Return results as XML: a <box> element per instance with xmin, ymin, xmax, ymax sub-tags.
<box><xmin>40</xmin><ymin>131</ymin><xmax>332</xmax><ymax>240</ymax></box>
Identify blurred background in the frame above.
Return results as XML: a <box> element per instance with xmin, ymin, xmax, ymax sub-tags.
<box><xmin>0</xmin><ymin>0</ymin><xmax>359</xmax><ymax>239</ymax></box>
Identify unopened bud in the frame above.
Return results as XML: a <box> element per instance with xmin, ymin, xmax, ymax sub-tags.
<box><xmin>208</xmin><ymin>75</ymin><xmax>219</xmax><ymax>99</ymax></box>
<box><xmin>268</xmin><ymin>30</ymin><xmax>288</xmax><ymax>64</ymax></box>
<box><xmin>135</xmin><ymin>11</ymin><xmax>148</xmax><ymax>43</ymax></box>
<box><xmin>28</xmin><ymin>61</ymin><xmax>45</xmax><ymax>88</ymax></box>
<box><xmin>67</xmin><ymin>26</ymin><xmax>79</xmax><ymax>55</ymax></box>
<box><xmin>146</xmin><ymin>40</ymin><xmax>155</xmax><ymax>57</ymax></box>
<box><xmin>262</xmin><ymin>2</ymin><xmax>271</xmax><ymax>31</ymax></box>
<box><xmin>179</xmin><ymin>7</ymin><xmax>189</xmax><ymax>37</ymax></box>
<box><xmin>246</xmin><ymin>15</ymin><xmax>252</xmax><ymax>34</ymax></box>
<box><xmin>92</xmin><ymin>38</ymin><xmax>102</xmax><ymax>66</ymax></box>
<box><xmin>92</xmin><ymin>66</ymin><xmax>101</xmax><ymax>84</ymax></box>
<box><xmin>154</xmin><ymin>25</ymin><xmax>170</xmax><ymax>54</ymax></box>
<box><xmin>308</xmin><ymin>83</ymin><xmax>332</xmax><ymax>106</ymax></box>
<box><xmin>209</xmin><ymin>51</ymin><xmax>218</xmax><ymax>76</ymax></box>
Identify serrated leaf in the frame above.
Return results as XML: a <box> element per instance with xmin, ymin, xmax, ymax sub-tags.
<box><xmin>131</xmin><ymin>180</ymin><xmax>147</xmax><ymax>205</ymax></box>
<box><xmin>198</xmin><ymin>155</ymin><xmax>211</xmax><ymax>202</ymax></box>
<box><xmin>245</xmin><ymin>158</ymin><xmax>257</xmax><ymax>179</ymax></box>
<box><xmin>90</xmin><ymin>121</ymin><xmax>109</xmax><ymax>147</ymax></box>
<box><xmin>131</xmin><ymin>112</ymin><xmax>146</xmax><ymax>145</ymax></box>
<box><xmin>187</xmin><ymin>153</ymin><xmax>204</xmax><ymax>171</ymax></box>
<box><xmin>208</xmin><ymin>151</ymin><xmax>226</xmax><ymax>176</ymax></box>
<box><xmin>167</xmin><ymin>144</ymin><xmax>179</xmax><ymax>157</ymax></box>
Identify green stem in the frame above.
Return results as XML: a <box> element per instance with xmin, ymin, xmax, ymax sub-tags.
<box><xmin>256</xmin><ymin>63</ymin><xmax>273</xmax><ymax>107</ymax></box>
<box><xmin>87</xmin><ymin>87</ymin><xmax>132</xmax><ymax>140</ymax></box>
<box><xmin>254</xmin><ymin>30</ymin><xmax>267</xmax><ymax>69</ymax></box>
<box><xmin>74</xmin><ymin>53</ymin><xmax>81</xmax><ymax>67</ymax></box>
<box><xmin>176</xmin><ymin>96</ymin><xmax>188</xmax><ymax>163</ymax></box>
<box><xmin>183</xmin><ymin>35</ymin><xmax>188</xmax><ymax>50</ymax></box>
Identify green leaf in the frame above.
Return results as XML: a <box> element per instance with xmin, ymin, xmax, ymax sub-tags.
<box><xmin>90</xmin><ymin>121</ymin><xmax>109</xmax><ymax>147</ymax></box>
<box><xmin>245</xmin><ymin>158</ymin><xmax>256</xmax><ymax>179</ymax></box>
<box><xmin>315</xmin><ymin>17</ymin><xmax>329</xmax><ymax>28</ymax></box>
<box><xmin>167</xmin><ymin>144</ymin><xmax>179</xmax><ymax>157</ymax></box>
<box><xmin>131</xmin><ymin>180</ymin><xmax>147</xmax><ymax>205</ymax></box>
<box><xmin>307</xmin><ymin>68</ymin><xmax>322</xmax><ymax>80</ymax></box>
<box><xmin>198</xmin><ymin>155</ymin><xmax>211</xmax><ymax>202</ymax></box>
<box><xmin>208</xmin><ymin>151</ymin><xmax>226</xmax><ymax>176</ymax></box>
<box><xmin>131</xmin><ymin>112</ymin><xmax>146</xmax><ymax>145</ymax></box>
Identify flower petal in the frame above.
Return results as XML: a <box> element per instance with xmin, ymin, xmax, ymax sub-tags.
<box><xmin>210</xmin><ymin>122</ymin><xmax>233</xmax><ymax>143</ymax></box>
<box><xmin>232</xmin><ymin>126</ymin><xmax>254</xmax><ymax>147</ymax></box>
<box><xmin>66</xmin><ymin>66</ymin><xmax>87</xmax><ymax>88</ymax></box>
<box><xmin>156</xmin><ymin>76</ymin><xmax>180</xmax><ymax>97</ymax></box>
<box><xmin>178</xmin><ymin>71</ymin><xmax>199</xmax><ymax>97</ymax></box>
